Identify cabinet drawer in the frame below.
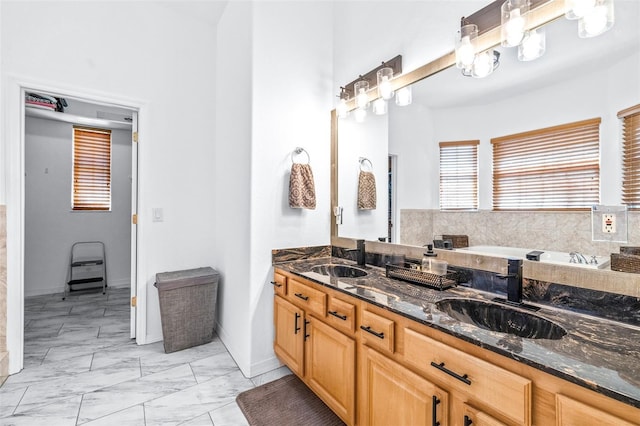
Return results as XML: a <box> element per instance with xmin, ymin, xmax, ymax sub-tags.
<box><xmin>288</xmin><ymin>278</ymin><xmax>326</xmax><ymax>317</ymax></box>
<box><xmin>360</xmin><ymin>309</ymin><xmax>395</xmax><ymax>354</ymax></box>
<box><xmin>326</xmin><ymin>296</ymin><xmax>356</xmax><ymax>334</ymax></box>
<box><xmin>404</xmin><ymin>328</ymin><xmax>531</xmax><ymax>425</ymax></box>
<box><xmin>272</xmin><ymin>272</ymin><xmax>287</xmax><ymax>297</ymax></box>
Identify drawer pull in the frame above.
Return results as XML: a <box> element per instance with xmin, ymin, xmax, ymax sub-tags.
<box><xmin>430</xmin><ymin>361</ymin><xmax>471</xmax><ymax>385</ymax></box>
<box><xmin>270</xmin><ymin>281</ymin><xmax>282</xmax><ymax>288</ymax></box>
<box><xmin>432</xmin><ymin>395</ymin><xmax>441</xmax><ymax>426</ymax></box>
<box><xmin>360</xmin><ymin>325</ymin><xmax>385</xmax><ymax>339</ymax></box>
<box><xmin>294</xmin><ymin>312</ymin><xmax>301</xmax><ymax>334</ymax></box>
<box><xmin>294</xmin><ymin>293</ymin><xmax>309</xmax><ymax>301</ymax></box>
<box><xmin>328</xmin><ymin>310</ymin><xmax>347</xmax><ymax>321</ymax></box>
<box><xmin>464</xmin><ymin>415</ymin><xmax>473</xmax><ymax>426</ymax></box>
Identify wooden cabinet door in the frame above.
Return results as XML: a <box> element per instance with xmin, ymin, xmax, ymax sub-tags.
<box><xmin>361</xmin><ymin>346</ymin><xmax>448</xmax><ymax>426</ymax></box>
<box><xmin>556</xmin><ymin>394</ymin><xmax>639</xmax><ymax>426</ymax></box>
<box><xmin>306</xmin><ymin>316</ymin><xmax>356</xmax><ymax>425</ymax></box>
<box><xmin>274</xmin><ymin>295</ymin><xmax>304</xmax><ymax>377</ymax></box>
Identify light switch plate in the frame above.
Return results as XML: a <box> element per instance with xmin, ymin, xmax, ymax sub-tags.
<box><xmin>152</xmin><ymin>208</ymin><xmax>164</xmax><ymax>222</ymax></box>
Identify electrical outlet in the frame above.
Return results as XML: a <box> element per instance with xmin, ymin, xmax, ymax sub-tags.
<box><xmin>602</xmin><ymin>214</ymin><xmax>616</xmax><ymax>233</ymax></box>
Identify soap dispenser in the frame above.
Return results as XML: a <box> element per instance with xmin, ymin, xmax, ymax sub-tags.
<box><xmin>422</xmin><ymin>244</ymin><xmax>437</xmax><ymax>272</ymax></box>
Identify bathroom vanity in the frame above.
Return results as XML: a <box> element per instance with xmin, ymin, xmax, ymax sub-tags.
<box><xmin>272</xmin><ymin>256</ymin><xmax>640</xmax><ymax>426</ymax></box>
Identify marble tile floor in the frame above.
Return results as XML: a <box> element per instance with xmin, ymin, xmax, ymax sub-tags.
<box><xmin>0</xmin><ymin>287</ymin><xmax>291</xmax><ymax>425</ymax></box>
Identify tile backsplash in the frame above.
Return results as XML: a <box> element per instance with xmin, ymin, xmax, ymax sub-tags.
<box><xmin>400</xmin><ymin>209</ymin><xmax>639</xmax><ymax>257</ymax></box>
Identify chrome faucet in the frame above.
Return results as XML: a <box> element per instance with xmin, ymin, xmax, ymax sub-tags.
<box><xmin>569</xmin><ymin>252</ymin><xmax>588</xmax><ymax>264</ymax></box>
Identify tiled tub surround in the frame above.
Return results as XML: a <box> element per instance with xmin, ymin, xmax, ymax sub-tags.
<box><xmin>400</xmin><ymin>209</ymin><xmax>640</xmax><ymax>257</ymax></box>
<box><xmin>273</xmin><ymin>256</ymin><xmax>640</xmax><ymax>409</ymax></box>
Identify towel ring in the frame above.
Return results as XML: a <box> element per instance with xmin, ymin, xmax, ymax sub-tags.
<box><xmin>359</xmin><ymin>157</ymin><xmax>373</xmax><ymax>171</ymax></box>
<box><xmin>291</xmin><ymin>147</ymin><xmax>310</xmax><ymax>165</ymax></box>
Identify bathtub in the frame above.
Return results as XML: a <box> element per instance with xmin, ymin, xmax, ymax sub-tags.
<box><xmin>455</xmin><ymin>245</ymin><xmax>610</xmax><ymax>269</ymax></box>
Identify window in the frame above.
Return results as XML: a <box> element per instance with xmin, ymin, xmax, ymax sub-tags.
<box><xmin>491</xmin><ymin>118</ymin><xmax>600</xmax><ymax>211</ymax></box>
<box><xmin>619</xmin><ymin>104</ymin><xmax>640</xmax><ymax>209</ymax></box>
<box><xmin>72</xmin><ymin>126</ymin><xmax>112</xmax><ymax>211</ymax></box>
<box><xmin>439</xmin><ymin>140</ymin><xmax>479</xmax><ymax>210</ymax></box>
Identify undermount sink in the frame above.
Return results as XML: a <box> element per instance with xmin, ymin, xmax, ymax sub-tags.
<box><xmin>311</xmin><ymin>264</ymin><xmax>368</xmax><ymax>278</ymax></box>
<box><xmin>435</xmin><ymin>298</ymin><xmax>567</xmax><ymax>340</ymax></box>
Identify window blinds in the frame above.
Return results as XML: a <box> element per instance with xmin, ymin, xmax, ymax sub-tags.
<box><xmin>439</xmin><ymin>140</ymin><xmax>479</xmax><ymax>210</ymax></box>
<box><xmin>491</xmin><ymin>118</ymin><xmax>601</xmax><ymax>211</ymax></box>
<box><xmin>72</xmin><ymin>126</ymin><xmax>112</xmax><ymax>211</ymax></box>
<box><xmin>619</xmin><ymin>104</ymin><xmax>640</xmax><ymax>210</ymax></box>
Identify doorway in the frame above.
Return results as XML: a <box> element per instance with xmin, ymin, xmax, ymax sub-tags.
<box><xmin>6</xmin><ymin>81</ymin><xmax>141</xmax><ymax>374</ymax></box>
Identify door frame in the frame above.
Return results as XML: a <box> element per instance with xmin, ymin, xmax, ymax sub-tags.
<box><xmin>4</xmin><ymin>76</ymin><xmax>148</xmax><ymax>374</ymax></box>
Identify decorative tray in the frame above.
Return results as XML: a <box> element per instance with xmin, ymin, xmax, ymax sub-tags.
<box><xmin>385</xmin><ymin>263</ymin><xmax>458</xmax><ymax>291</ymax></box>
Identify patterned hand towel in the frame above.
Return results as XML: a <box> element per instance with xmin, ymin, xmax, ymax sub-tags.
<box><xmin>358</xmin><ymin>171</ymin><xmax>377</xmax><ymax>210</ymax></box>
<box><xmin>289</xmin><ymin>163</ymin><xmax>316</xmax><ymax>209</ymax></box>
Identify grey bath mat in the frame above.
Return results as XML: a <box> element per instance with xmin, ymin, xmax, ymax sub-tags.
<box><xmin>236</xmin><ymin>374</ymin><xmax>345</xmax><ymax>426</ymax></box>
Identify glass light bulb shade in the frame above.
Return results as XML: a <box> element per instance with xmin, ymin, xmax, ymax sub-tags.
<box><xmin>566</xmin><ymin>0</ymin><xmax>597</xmax><ymax>19</ymax></box>
<box><xmin>501</xmin><ymin>0</ymin><xmax>529</xmax><ymax>47</ymax></box>
<box><xmin>372</xmin><ymin>98</ymin><xmax>387</xmax><ymax>115</ymax></box>
<box><xmin>354</xmin><ymin>80</ymin><xmax>370</xmax><ymax>109</ymax></box>
<box><xmin>395</xmin><ymin>86</ymin><xmax>412</xmax><ymax>106</ymax></box>
<box><xmin>377</xmin><ymin>67</ymin><xmax>394</xmax><ymax>100</ymax></box>
<box><xmin>578</xmin><ymin>0</ymin><xmax>614</xmax><ymax>38</ymax></box>
<box><xmin>354</xmin><ymin>107</ymin><xmax>367</xmax><ymax>123</ymax></box>
<box><xmin>518</xmin><ymin>28</ymin><xmax>546</xmax><ymax>61</ymax></box>
<box><xmin>472</xmin><ymin>50</ymin><xmax>495</xmax><ymax>78</ymax></box>
<box><xmin>336</xmin><ymin>98</ymin><xmax>349</xmax><ymax>118</ymax></box>
<box><xmin>455</xmin><ymin>24</ymin><xmax>478</xmax><ymax>69</ymax></box>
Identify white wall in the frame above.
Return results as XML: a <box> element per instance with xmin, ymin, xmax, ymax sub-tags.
<box><xmin>2</xmin><ymin>1</ymin><xmax>218</xmax><ymax>372</ymax></box>
<box><xmin>215</xmin><ymin>1</ymin><xmax>333</xmax><ymax>377</ymax></box>
<box><xmin>214</xmin><ymin>0</ymin><xmax>253</xmax><ymax>376</ymax></box>
<box><xmin>24</xmin><ymin>116</ymin><xmax>131</xmax><ymax>296</ymax></box>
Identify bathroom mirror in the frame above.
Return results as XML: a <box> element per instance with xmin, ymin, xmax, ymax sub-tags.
<box><xmin>333</xmin><ymin>3</ymin><xmax>640</xmax><ymax>251</ymax></box>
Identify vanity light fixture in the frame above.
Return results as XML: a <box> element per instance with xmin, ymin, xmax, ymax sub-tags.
<box><xmin>377</xmin><ymin>67</ymin><xmax>395</xmax><ymax>100</ymax></box>
<box><xmin>395</xmin><ymin>86</ymin><xmax>412</xmax><ymax>106</ymax></box>
<box><xmin>455</xmin><ymin>24</ymin><xmax>478</xmax><ymax>71</ymax></box>
<box><xmin>518</xmin><ymin>27</ymin><xmax>546</xmax><ymax>61</ymax></box>
<box><xmin>336</xmin><ymin>87</ymin><xmax>350</xmax><ymax>119</ymax></box>
<box><xmin>372</xmin><ymin>97</ymin><xmax>388</xmax><ymax>115</ymax></box>
<box><xmin>577</xmin><ymin>0</ymin><xmax>614</xmax><ymax>38</ymax></box>
<box><xmin>354</xmin><ymin>107</ymin><xmax>367</xmax><ymax>123</ymax></box>
<box><xmin>335</xmin><ymin>55</ymin><xmax>403</xmax><ymax>120</ymax></box>
<box><xmin>501</xmin><ymin>0</ymin><xmax>529</xmax><ymax>47</ymax></box>
<box><xmin>354</xmin><ymin>78</ymin><xmax>370</xmax><ymax>110</ymax></box>
<box><xmin>565</xmin><ymin>0</ymin><xmax>597</xmax><ymax>19</ymax></box>
<box><xmin>462</xmin><ymin>50</ymin><xmax>500</xmax><ymax>78</ymax></box>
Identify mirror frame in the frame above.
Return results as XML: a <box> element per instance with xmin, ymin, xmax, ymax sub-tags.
<box><xmin>330</xmin><ymin>0</ymin><xmax>566</xmax><ymax>247</ymax></box>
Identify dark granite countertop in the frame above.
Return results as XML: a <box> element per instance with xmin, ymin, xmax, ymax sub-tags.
<box><xmin>274</xmin><ymin>256</ymin><xmax>640</xmax><ymax>409</ymax></box>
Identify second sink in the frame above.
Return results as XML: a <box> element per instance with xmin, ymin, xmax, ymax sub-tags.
<box><xmin>435</xmin><ymin>298</ymin><xmax>567</xmax><ymax>340</ymax></box>
<box><xmin>311</xmin><ymin>264</ymin><xmax>368</xmax><ymax>278</ymax></box>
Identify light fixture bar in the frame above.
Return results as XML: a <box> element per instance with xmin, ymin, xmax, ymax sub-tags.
<box><xmin>341</xmin><ymin>55</ymin><xmax>402</xmax><ymax>102</ymax></box>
